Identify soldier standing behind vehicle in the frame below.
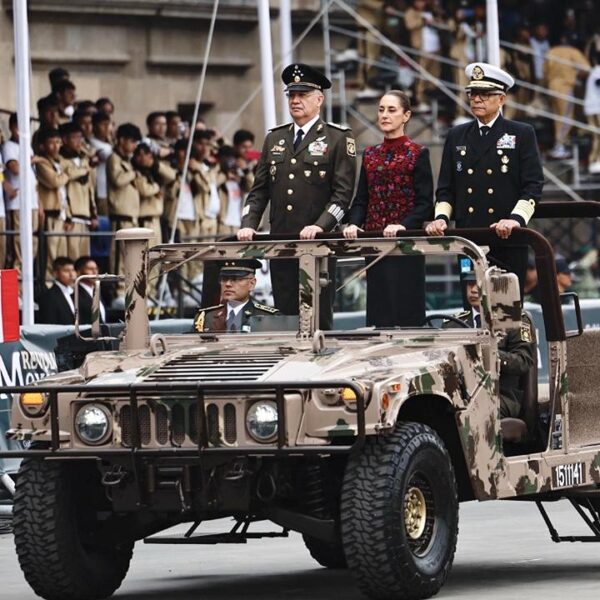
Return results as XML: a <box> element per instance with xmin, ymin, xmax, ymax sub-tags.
<box><xmin>193</xmin><ymin>259</ymin><xmax>278</xmax><ymax>333</ymax></box>
<box><xmin>343</xmin><ymin>90</ymin><xmax>433</xmax><ymax>327</ymax></box>
<box><xmin>426</xmin><ymin>62</ymin><xmax>544</xmax><ymax>294</ymax></box>
<box><xmin>237</xmin><ymin>64</ymin><xmax>357</xmax><ymax>329</ymax></box>
<box><xmin>448</xmin><ymin>270</ymin><xmax>534</xmax><ymax>419</ymax></box>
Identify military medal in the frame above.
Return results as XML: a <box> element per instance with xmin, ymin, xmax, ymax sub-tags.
<box><xmin>270</xmin><ymin>165</ymin><xmax>277</xmax><ymax>177</ymax></box>
<box><xmin>501</xmin><ymin>165</ymin><xmax>508</xmax><ymax>173</ymax></box>
<box><xmin>457</xmin><ymin>161</ymin><xmax>462</xmax><ymax>172</ymax></box>
<box><xmin>501</xmin><ymin>155</ymin><xmax>509</xmax><ymax>164</ymax></box>
<box><xmin>304</xmin><ymin>170</ymin><xmax>311</xmax><ymax>177</ymax></box>
<box><xmin>319</xmin><ymin>170</ymin><xmax>326</xmax><ymax>178</ymax></box>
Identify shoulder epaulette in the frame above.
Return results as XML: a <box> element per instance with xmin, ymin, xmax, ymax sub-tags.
<box><xmin>327</xmin><ymin>121</ymin><xmax>351</xmax><ymax>131</ymax></box>
<box><xmin>200</xmin><ymin>303</ymin><xmax>224</xmax><ymax>312</ymax></box>
<box><xmin>254</xmin><ymin>302</ymin><xmax>279</xmax><ymax>314</ymax></box>
<box><xmin>268</xmin><ymin>123</ymin><xmax>292</xmax><ymax>132</ymax></box>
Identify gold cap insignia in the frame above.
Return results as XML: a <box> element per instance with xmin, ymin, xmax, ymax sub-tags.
<box><xmin>472</xmin><ymin>65</ymin><xmax>484</xmax><ymax>80</ymax></box>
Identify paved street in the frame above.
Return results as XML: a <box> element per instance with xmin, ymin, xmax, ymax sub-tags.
<box><xmin>1</xmin><ymin>499</ymin><xmax>599</xmax><ymax>599</ymax></box>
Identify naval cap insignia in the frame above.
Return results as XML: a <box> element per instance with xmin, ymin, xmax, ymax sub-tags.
<box><xmin>294</xmin><ymin>75</ymin><xmax>300</xmax><ymax>82</ymax></box>
<box><xmin>472</xmin><ymin>65</ymin><xmax>484</xmax><ymax>80</ymax></box>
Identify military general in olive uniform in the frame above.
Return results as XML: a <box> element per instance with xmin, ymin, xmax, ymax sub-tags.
<box><xmin>193</xmin><ymin>259</ymin><xmax>278</xmax><ymax>333</ymax></box>
<box><xmin>426</xmin><ymin>62</ymin><xmax>544</xmax><ymax>293</ymax></box>
<box><xmin>446</xmin><ymin>270</ymin><xmax>535</xmax><ymax>418</ymax></box>
<box><xmin>237</xmin><ymin>64</ymin><xmax>357</xmax><ymax>329</ymax></box>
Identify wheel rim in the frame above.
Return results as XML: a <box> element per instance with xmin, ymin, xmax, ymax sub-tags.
<box><xmin>403</xmin><ymin>473</ymin><xmax>436</xmax><ymax>556</ymax></box>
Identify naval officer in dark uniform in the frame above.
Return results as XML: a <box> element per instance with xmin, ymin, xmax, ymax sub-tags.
<box><xmin>426</xmin><ymin>62</ymin><xmax>544</xmax><ymax>293</ymax></box>
<box><xmin>237</xmin><ymin>64</ymin><xmax>357</xmax><ymax>329</ymax></box>
<box><xmin>193</xmin><ymin>259</ymin><xmax>279</xmax><ymax>333</ymax></box>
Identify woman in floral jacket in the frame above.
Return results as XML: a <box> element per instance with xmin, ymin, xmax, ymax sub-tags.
<box><xmin>343</xmin><ymin>90</ymin><xmax>433</xmax><ymax>327</ymax></box>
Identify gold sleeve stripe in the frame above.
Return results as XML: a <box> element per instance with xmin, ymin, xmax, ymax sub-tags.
<box><xmin>511</xmin><ymin>198</ymin><xmax>536</xmax><ymax>224</ymax></box>
<box><xmin>435</xmin><ymin>201</ymin><xmax>453</xmax><ymax>220</ymax></box>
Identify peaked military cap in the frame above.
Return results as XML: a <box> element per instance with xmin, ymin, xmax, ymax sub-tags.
<box><xmin>219</xmin><ymin>259</ymin><xmax>262</xmax><ymax>279</ymax></box>
<box><xmin>282</xmin><ymin>63</ymin><xmax>332</xmax><ymax>93</ymax></box>
<box><xmin>465</xmin><ymin>62</ymin><xmax>515</xmax><ymax>92</ymax></box>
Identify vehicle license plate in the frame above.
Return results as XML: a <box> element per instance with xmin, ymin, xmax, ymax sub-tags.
<box><xmin>551</xmin><ymin>462</ymin><xmax>586</xmax><ymax>489</ymax></box>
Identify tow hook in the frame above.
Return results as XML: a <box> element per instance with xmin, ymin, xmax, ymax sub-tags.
<box><xmin>101</xmin><ymin>464</ymin><xmax>128</xmax><ymax>487</ymax></box>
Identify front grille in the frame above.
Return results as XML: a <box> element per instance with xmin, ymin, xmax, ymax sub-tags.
<box><xmin>143</xmin><ymin>351</ymin><xmax>287</xmax><ymax>382</ymax></box>
<box><xmin>119</xmin><ymin>399</ymin><xmax>238</xmax><ymax>448</ymax></box>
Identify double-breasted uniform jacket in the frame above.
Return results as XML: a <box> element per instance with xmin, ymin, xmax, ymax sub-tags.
<box><xmin>241</xmin><ymin>118</ymin><xmax>356</xmax><ymax>233</ymax></box>
<box><xmin>435</xmin><ymin>114</ymin><xmax>543</xmax><ymax>228</ymax></box>
<box><xmin>107</xmin><ymin>150</ymin><xmax>139</xmax><ymax>221</ymax></box>
<box><xmin>36</xmin><ymin>156</ymin><xmax>72</xmax><ymax>217</ymax></box>
<box><xmin>447</xmin><ymin>310</ymin><xmax>535</xmax><ymax>418</ymax></box>
<box><xmin>60</xmin><ymin>151</ymin><xmax>97</xmax><ymax>221</ymax></box>
<box><xmin>193</xmin><ymin>299</ymin><xmax>279</xmax><ymax>333</ymax></box>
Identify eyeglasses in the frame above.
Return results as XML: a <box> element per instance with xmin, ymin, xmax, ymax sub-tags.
<box><xmin>466</xmin><ymin>90</ymin><xmax>504</xmax><ymax>100</ymax></box>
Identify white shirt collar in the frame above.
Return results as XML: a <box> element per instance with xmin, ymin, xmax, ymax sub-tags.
<box><xmin>80</xmin><ymin>283</ymin><xmax>106</xmax><ymax>322</ymax></box>
<box><xmin>55</xmin><ymin>280</ymin><xmax>75</xmax><ymax>314</ymax></box>
<box><xmin>227</xmin><ymin>299</ymin><xmax>250</xmax><ymax>317</ymax></box>
<box><xmin>477</xmin><ymin>111</ymin><xmax>501</xmax><ymax>131</ymax></box>
<box><xmin>293</xmin><ymin>114</ymin><xmax>320</xmax><ymax>138</ymax></box>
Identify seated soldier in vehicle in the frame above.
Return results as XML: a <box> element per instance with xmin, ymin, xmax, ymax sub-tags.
<box><xmin>447</xmin><ymin>270</ymin><xmax>535</xmax><ymax>418</ymax></box>
<box><xmin>193</xmin><ymin>259</ymin><xmax>278</xmax><ymax>332</ymax></box>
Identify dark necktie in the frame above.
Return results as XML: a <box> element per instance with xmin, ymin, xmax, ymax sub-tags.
<box><xmin>294</xmin><ymin>128</ymin><xmax>304</xmax><ymax>151</ymax></box>
<box><xmin>480</xmin><ymin>125</ymin><xmax>490</xmax><ymax>137</ymax></box>
<box><xmin>474</xmin><ymin>313</ymin><xmax>481</xmax><ymax>328</ymax></box>
<box><xmin>227</xmin><ymin>309</ymin><xmax>237</xmax><ymax>332</ymax></box>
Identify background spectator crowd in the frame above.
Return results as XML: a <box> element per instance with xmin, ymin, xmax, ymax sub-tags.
<box><xmin>0</xmin><ymin>66</ymin><xmax>260</xmax><ymax>319</ymax></box>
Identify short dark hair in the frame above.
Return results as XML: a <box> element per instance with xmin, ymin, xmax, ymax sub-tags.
<box><xmin>37</xmin><ymin>95</ymin><xmax>59</xmax><ymax>116</ymax></box>
<box><xmin>8</xmin><ymin>112</ymin><xmax>17</xmax><ymax>128</ymax></box>
<box><xmin>193</xmin><ymin>129</ymin><xmax>212</xmax><ymax>143</ymax></box>
<box><xmin>218</xmin><ymin>145</ymin><xmax>236</xmax><ymax>160</ymax></box>
<box><xmin>49</xmin><ymin>67</ymin><xmax>69</xmax><ymax>90</ymax></box>
<box><xmin>174</xmin><ymin>138</ymin><xmax>188</xmax><ymax>152</ymax></box>
<box><xmin>52</xmin><ymin>256</ymin><xmax>74</xmax><ymax>271</ymax></box>
<box><xmin>59</xmin><ymin>122</ymin><xmax>83</xmax><ymax>137</ymax></box>
<box><xmin>233</xmin><ymin>129</ymin><xmax>255</xmax><ymax>147</ymax></box>
<box><xmin>74</xmin><ymin>255</ymin><xmax>94</xmax><ymax>272</ymax></box>
<box><xmin>76</xmin><ymin>100</ymin><xmax>96</xmax><ymax>113</ymax></box>
<box><xmin>115</xmin><ymin>123</ymin><xmax>142</xmax><ymax>142</ymax></box>
<box><xmin>133</xmin><ymin>142</ymin><xmax>152</xmax><ymax>157</ymax></box>
<box><xmin>54</xmin><ymin>79</ymin><xmax>76</xmax><ymax>95</ymax></box>
<box><xmin>73</xmin><ymin>110</ymin><xmax>92</xmax><ymax>125</ymax></box>
<box><xmin>166</xmin><ymin>111</ymin><xmax>180</xmax><ymax>121</ymax></box>
<box><xmin>92</xmin><ymin>111</ymin><xmax>111</xmax><ymax>126</ymax></box>
<box><xmin>96</xmin><ymin>97</ymin><xmax>114</xmax><ymax>111</ymax></box>
<box><xmin>37</xmin><ymin>127</ymin><xmax>62</xmax><ymax>146</ymax></box>
<box><xmin>146</xmin><ymin>111</ymin><xmax>166</xmax><ymax>128</ymax></box>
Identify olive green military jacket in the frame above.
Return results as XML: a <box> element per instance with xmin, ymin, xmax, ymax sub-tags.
<box><xmin>193</xmin><ymin>299</ymin><xmax>279</xmax><ymax>333</ymax></box>
<box><xmin>241</xmin><ymin>118</ymin><xmax>357</xmax><ymax>233</ymax></box>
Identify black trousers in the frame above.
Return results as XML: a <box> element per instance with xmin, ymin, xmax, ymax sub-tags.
<box><xmin>270</xmin><ymin>258</ymin><xmax>334</xmax><ymax>330</ymax></box>
<box><xmin>366</xmin><ymin>256</ymin><xmax>426</xmax><ymax>328</ymax></box>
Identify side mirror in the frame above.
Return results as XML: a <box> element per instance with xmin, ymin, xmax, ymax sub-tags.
<box><xmin>561</xmin><ymin>292</ymin><xmax>583</xmax><ymax>338</ymax></box>
<box><xmin>74</xmin><ymin>274</ymin><xmax>122</xmax><ymax>342</ymax></box>
<box><xmin>485</xmin><ymin>269</ymin><xmax>522</xmax><ymax>332</ymax></box>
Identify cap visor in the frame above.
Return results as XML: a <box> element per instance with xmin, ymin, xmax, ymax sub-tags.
<box><xmin>285</xmin><ymin>83</ymin><xmax>321</xmax><ymax>92</ymax></box>
<box><xmin>465</xmin><ymin>81</ymin><xmax>505</xmax><ymax>91</ymax></box>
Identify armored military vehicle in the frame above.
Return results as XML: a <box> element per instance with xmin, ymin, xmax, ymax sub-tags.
<box><xmin>3</xmin><ymin>201</ymin><xmax>600</xmax><ymax>600</ymax></box>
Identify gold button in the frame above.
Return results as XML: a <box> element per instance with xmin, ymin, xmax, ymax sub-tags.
<box><xmin>487</xmin><ymin>169</ymin><xmax>493</xmax><ymax>175</ymax></box>
<box><xmin>467</xmin><ymin>187</ymin><xmax>473</xmax><ymax>194</ymax></box>
<box><xmin>287</xmin><ymin>189</ymin><xmax>293</xmax><ymax>195</ymax></box>
<box><xmin>313</xmin><ymin>161</ymin><xmax>318</xmax><ymax>166</ymax></box>
<box><xmin>468</xmin><ymin>207</ymin><xmax>474</xmax><ymax>213</ymax></box>
<box><xmin>460</xmin><ymin>150</ymin><xmax>466</xmax><ymax>156</ymax></box>
<box><xmin>497</xmin><ymin>149</ymin><xmax>503</xmax><ymax>155</ymax></box>
<box><xmin>467</xmin><ymin>168</ymin><xmax>473</xmax><ymax>174</ymax></box>
<box><xmin>286</xmin><ymin>204</ymin><xmax>293</xmax><ymax>211</ymax></box>
<box><xmin>289</xmin><ymin>173</ymin><xmax>294</xmax><ymax>179</ymax></box>
<box><xmin>488</xmin><ymin>188</ymin><xmax>494</xmax><ymax>194</ymax></box>
<box><xmin>488</xmin><ymin>208</ymin><xmax>494</xmax><ymax>214</ymax></box>
<box><xmin>271</xmin><ymin>160</ymin><xmax>275</xmax><ymax>165</ymax></box>
<box><xmin>291</xmin><ymin>158</ymin><xmax>297</xmax><ymax>164</ymax></box>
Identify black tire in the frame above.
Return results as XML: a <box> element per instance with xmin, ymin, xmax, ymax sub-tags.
<box><xmin>303</xmin><ymin>534</ymin><xmax>347</xmax><ymax>569</ymax></box>
<box><xmin>341</xmin><ymin>422</ymin><xmax>458</xmax><ymax>600</ymax></box>
<box><xmin>13</xmin><ymin>460</ymin><xmax>133</xmax><ymax>600</ymax></box>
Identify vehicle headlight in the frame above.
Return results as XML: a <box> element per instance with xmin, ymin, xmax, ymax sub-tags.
<box><xmin>19</xmin><ymin>392</ymin><xmax>48</xmax><ymax>417</ymax></box>
<box><xmin>246</xmin><ymin>401</ymin><xmax>278</xmax><ymax>442</ymax></box>
<box><xmin>75</xmin><ymin>404</ymin><xmax>111</xmax><ymax>445</ymax></box>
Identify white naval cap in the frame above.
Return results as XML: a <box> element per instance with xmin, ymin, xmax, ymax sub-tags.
<box><xmin>465</xmin><ymin>62</ymin><xmax>515</xmax><ymax>92</ymax></box>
